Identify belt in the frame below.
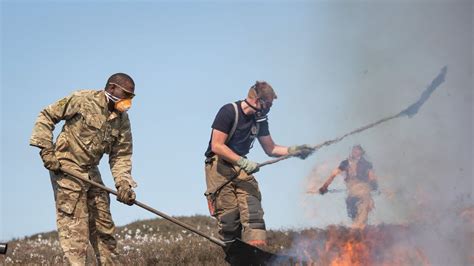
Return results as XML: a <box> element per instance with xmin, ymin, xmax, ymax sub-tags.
<box><xmin>205</xmin><ymin>155</ymin><xmax>246</xmax><ymax>165</ymax></box>
<box><xmin>204</xmin><ymin>157</ymin><xmax>215</xmax><ymax>165</ymax></box>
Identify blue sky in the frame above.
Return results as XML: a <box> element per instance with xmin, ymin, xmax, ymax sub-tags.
<box><xmin>1</xmin><ymin>1</ymin><xmax>472</xmax><ymax>241</ymax></box>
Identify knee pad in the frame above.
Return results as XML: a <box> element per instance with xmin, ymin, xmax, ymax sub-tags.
<box><xmin>246</xmin><ymin>197</ymin><xmax>265</xmax><ymax>230</ymax></box>
<box><xmin>220</xmin><ymin>208</ymin><xmax>241</xmax><ymax>233</ymax></box>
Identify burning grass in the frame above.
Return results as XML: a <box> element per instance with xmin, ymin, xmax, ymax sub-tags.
<box><xmin>280</xmin><ymin>224</ymin><xmax>431</xmax><ymax>266</ymax></box>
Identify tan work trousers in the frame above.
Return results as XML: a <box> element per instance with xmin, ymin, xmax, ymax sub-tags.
<box><xmin>346</xmin><ymin>181</ymin><xmax>374</xmax><ymax>229</ymax></box>
<box><xmin>205</xmin><ymin>156</ymin><xmax>266</xmax><ymax>243</ymax></box>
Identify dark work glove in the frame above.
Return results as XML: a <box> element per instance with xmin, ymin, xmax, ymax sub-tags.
<box><xmin>116</xmin><ymin>180</ymin><xmax>136</xmax><ymax>206</ymax></box>
<box><xmin>40</xmin><ymin>147</ymin><xmax>61</xmax><ymax>173</ymax></box>
<box><xmin>319</xmin><ymin>184</ymin><xmax>329</xmax><ymax>195</ymax></box>
<box><xmin>288</xmin><ymin>144</ymin><xmax>314</xmax><ymax>159</ymax></box>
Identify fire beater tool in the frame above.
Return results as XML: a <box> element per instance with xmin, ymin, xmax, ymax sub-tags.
<box><xmin>60</xmin><ymin>167</ymin><xmax>299</xmax><ymax>265</ymax></box>
<box><xmin>258</xmin><ymin>66</ymin><xmax>447</xmax><ymax>168</ymax></box>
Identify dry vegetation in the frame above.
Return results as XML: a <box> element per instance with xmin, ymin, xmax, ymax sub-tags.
<box><xmin>0</xmin><ymin>215</ymin><xmax>297</xmax><ymax>265</ymax></box>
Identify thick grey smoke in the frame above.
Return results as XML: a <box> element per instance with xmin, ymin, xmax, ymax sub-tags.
<box><xmin>296</xmin><ymin>1</ymin><xmax>472</xmax><ymax>265</ymax></box>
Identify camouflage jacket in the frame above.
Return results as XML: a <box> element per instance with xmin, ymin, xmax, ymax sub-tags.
<box><xmin>30</xmin><ymin>90</ymin><xmax>136</xmax><ymax>187</ymax></box>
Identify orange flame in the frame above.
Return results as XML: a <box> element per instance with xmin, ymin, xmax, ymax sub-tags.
<box><xmin>291</xmin><ymin>225</ymin><xmax>430</xmax><ymax>266</ymax></box>
<box><xmin>330</xmin><ymin>240</ymin><xmax>370</xmax><ymax>266</ymax></box>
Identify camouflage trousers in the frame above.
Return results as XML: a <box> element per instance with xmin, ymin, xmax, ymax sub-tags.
<box><xmin>50</xmin><ymin>166</ymin><xmax>117</xmax><ymax>266</ymax></box>
<box><xmin>204</xmin><ymin>156</ymin><xmax>266</xmax><ymax>244</ymax></box>
<box><xmin>346</xmin><ymin>181</ymin><xmax>374</xmax><ymax>229</ymax></box>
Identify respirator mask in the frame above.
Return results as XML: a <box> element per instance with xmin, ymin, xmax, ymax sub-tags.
<box><xmin>245</xmin><ymin>84</ymin><xmax>273</xmax><ymax>123</ymax></box>
<box><xmin>255</xmin><ymin>98</ymin><xmax>272</xmax><ymax>122</ymax></box>
<box><xmin>105</xmin><ymin>82</ymin><xmax>135</xmax><ymax>112</ymax></box>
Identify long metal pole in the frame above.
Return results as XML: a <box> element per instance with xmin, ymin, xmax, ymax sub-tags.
<box><xmin>60</xmin><ymin>167</ymin><xmax>226</xmax><ymax>247</ymax></box>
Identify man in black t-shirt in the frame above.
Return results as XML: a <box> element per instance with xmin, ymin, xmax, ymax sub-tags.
<box><xmin>313</xmin><ymin>145</ymin><xmax>378</xmax><ymax>229</ymax></box>
<box><xmin>204</xmin><ymin>81</ymin><xmax>313</xmax><ymax>247</ymax></box>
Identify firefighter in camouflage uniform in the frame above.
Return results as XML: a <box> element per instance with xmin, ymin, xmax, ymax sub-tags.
<box><xmin>30</xmin><ymin>73</ymin><xmax>138</xmax><ymax>265</ymax></box>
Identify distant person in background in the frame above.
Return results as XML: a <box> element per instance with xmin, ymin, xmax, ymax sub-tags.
<box><xmin>312</xmin><ymin>145</ymin><xmax>378</xmax><ymax>229</ymax></box>
<box><xmin>204</xmin><ymin>81</ymin><xmax>314</xmax><ymax>248</ymax></box>
<box><xmin>30</xmin><ymin>73</ymin><xmax>138</xmax><ymax>265</ymax></box>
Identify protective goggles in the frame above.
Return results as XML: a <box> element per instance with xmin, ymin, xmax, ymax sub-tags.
<box><xmin>109</xmin><ymin>82</ymin><xmax>135</xmax><ymax>99</ymax></box>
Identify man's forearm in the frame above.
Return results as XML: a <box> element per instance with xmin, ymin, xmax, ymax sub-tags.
<box><xmin>211</xmin><ymin>143</ymin><xmax>241</xmax><ymax>163</ymax></box>
<box><xmin>323</xmin><ymin>174</ymin><xmax>337</xmax><ymax>187</ymax></box>
<box><xmin>29</xmin><ymin>111</ymin><xmax>57</xmax><ymax>149</ymax></box>
<box><xmin>270</xmin><ymin>145</ymin><xmax>290</xmax><ymax>157</ymax></box>
<box><xmin>109</xmin><ymin>148</ymin><xmax>136</xmax><ymax>188</ymax></box>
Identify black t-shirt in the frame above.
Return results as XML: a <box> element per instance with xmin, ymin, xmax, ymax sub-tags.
<box><xmin>205</xmin><ymin>101</ymin><xmax>270</xmax><ymax>157</ymax></box>
<box><xmin>339</xmin><ymin>158</ymin><xmax>373</xmax><ymax>182</ymax></box>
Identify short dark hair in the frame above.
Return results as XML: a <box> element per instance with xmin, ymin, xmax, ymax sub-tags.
<box><xmin>248</xmin><ymin>81</ymin><xmax>277</xmax><ymax>100</ymax></box>
<box><xmin>106</xmin><ymin>73</ymin><xmax>135</xmax><ymax>89</ymax></box>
